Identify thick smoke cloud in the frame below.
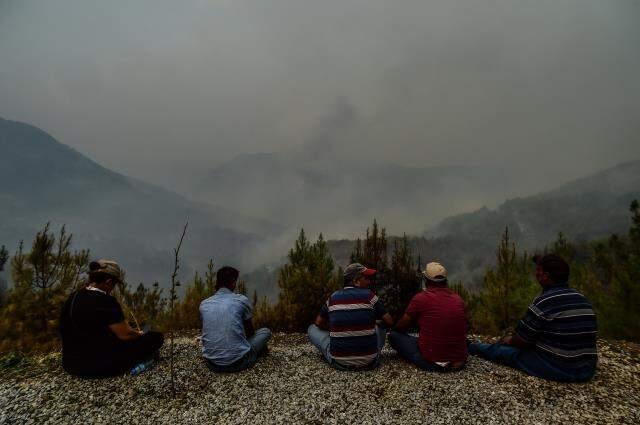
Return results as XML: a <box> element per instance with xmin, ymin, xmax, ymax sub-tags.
<box><xmin>1</xmin><ymin>0</ymin><xmax>639</xmax><ymax>195</ymax></box>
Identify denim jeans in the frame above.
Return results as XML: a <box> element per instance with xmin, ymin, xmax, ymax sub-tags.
<box><xmin>206</xmin><ymin>328</ymin><xmax>272</xmax><ymax>373</ymax></box>
<box><xmin>468</xmin><ymin>342</ymin><xmax>596</xmax><ymax>382</ymax></box>
<box><xmin>307</xmin><ymin>324</ymin><xmax>386</xmax><ymax>371</ymax></box>
<box><xmin>388</xmin><ymin>331</ymin><xmax>464</xmax><ymax>372</ymax></box>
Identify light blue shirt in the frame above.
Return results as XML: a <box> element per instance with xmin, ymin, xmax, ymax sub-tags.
<box><xmin>200</xmin><ymin>287</ymin><xmax>253</xmax><ymax>365</ymax></box>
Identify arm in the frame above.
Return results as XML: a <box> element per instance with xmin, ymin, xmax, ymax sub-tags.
<box><xmin>244</xmin><ymin>319</ymin><xmax>255</xmax><ymax>338</ymax></box>
<box><xmin>241</xmin><ymin>296</ymin><xmax>255</xmax><ymax>337</ymax></box>
<box><xmin>109</xmin><ymin>321</ymin><xmax>143</xmax><ymax>341</ymax></box>
<box><xmin>508</xmin><ymin>304</ymin><xmax>543</xmax><ymax>348</ymax></box>
<box><xmin>394</xmin><ymin>313</ymin><xmax>414</xmax><ymax>333</ymax></box>
<box><xmin>315</xmin><ymin>313</ymin><xmax>329</xmax><ymax>331</ymax></box>
<box><xmin>380</xmin><ymin>313</ymin><xmax>394</xmax><ymax>328</ymax></box>
<box><xmin>501</xmin><ymin>332</ymin><xmax>533</xmax><ymax>348</ymax></box>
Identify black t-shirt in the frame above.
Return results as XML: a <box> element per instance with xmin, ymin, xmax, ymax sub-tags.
<box><xmin>59</xmin><ymin>288</ymin><xmax>124</xmax><ymax>373</ymax></box>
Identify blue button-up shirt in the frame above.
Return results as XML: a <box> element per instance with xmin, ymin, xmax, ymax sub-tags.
<box><xmin>200</xmin><ymin>287</ymin><xmax>253</xmax><ymax>365</ymax></box>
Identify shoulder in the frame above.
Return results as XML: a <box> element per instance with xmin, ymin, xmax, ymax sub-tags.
<box><xmin>104</xmin><ymin>294</ymin><xmax>122</xmax><ymax>308</ymax></box>
<box><xmin>533</xmin><ymin>287</ymin><xmax>582</xmax><ymax>308</ymax></box>
<box><xmin>410</xmin><ymin>290</ymin><xmax>427</xmax><ymax>301</ymax></box>
<box><xmin>199</xmin><ymin>295</ymin><xmax>215</xmax><ymax>307</ymax></box>
<box><xmin>234</xmin><ymin>293</ymin><xmax>251</xmax><ymax>307</ymax></box>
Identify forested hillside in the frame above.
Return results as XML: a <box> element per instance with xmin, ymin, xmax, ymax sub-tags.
<box><xmin>0</xmin><ymin>117</ymin><xmax>276</xmax><ymax>284</ymax></box>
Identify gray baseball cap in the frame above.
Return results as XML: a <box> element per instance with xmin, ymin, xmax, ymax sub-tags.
<box><xmin>344</xmin><ymin>263</ymin><xmax>377</xmax><ymax>282</ymax></box>
<box><xmin>89</xmin><ymin>259</ymin><xmax>124</xmax><ymax>282</ymax></box>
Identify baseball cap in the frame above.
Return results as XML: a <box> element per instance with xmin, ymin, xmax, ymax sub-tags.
<box><xmin>89</xmin><ymin>259</ymin><xmax>124</xmax><ymax>282</ymax></box>
<box><xmin>422</xmin><ymin>262</ymin><xmax>447</xmax><ymax>282</ymax></box>
<box><xmin>344</xmin><ymin>263</ymin><xmax>376</xmax><ymax>282</ymax></box>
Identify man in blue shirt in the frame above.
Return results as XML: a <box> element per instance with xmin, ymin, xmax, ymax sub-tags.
<box><xmin>469</xmin><ymin>254</ymin><xmax>598</xmax><ymax>382</ymax></box>
<box><xmin>200</xmin><ymin>266</ymin><xmax>271</xmax><ymax>372</ymax></box>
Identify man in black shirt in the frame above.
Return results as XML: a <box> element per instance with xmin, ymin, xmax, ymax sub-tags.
<box><xmin>60</xmin><ymin>259</ymin><xmax>164</xmax><ymax>377</ymax></box>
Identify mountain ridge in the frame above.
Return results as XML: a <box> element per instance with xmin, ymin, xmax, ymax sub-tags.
<box><xmin>0</xmin><ymin>117</ymin><xmax>275</xmax><ymax>286</ymax></box>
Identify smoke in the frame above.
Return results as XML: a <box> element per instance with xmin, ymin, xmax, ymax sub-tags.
<box><xmin>301</xmin><ymin>97</ymin><xmax>357</xmax><ymax>161</ymax></box>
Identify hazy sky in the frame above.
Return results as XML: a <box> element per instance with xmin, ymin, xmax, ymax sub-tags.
<box><xmin>1</xmin><ymin>0</ymin><xmax>639</xmax><ymax>193</ymax></box>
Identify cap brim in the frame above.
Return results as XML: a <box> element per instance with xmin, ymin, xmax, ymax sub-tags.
<box><xmin>362</xmin><ymin>268</ymin><xmax>377</xmax><ymax>276</ymax></box>
<box><xmin>422</xmin><ymin>271</ymin><xmax>447</xmax><ymax>282</ymax></box>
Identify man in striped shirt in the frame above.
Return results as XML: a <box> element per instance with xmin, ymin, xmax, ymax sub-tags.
<box><xmin>469</xmin><ymin>254</ymin><xmax>598</xmax><ymax>382</ymax></box>
<box><xmin>308</xmin><ymin>263</ymin><xmax>394</xmax><ymax>370</ymax></box>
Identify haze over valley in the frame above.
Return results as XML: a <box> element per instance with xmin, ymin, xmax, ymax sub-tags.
<box><xmin>1</xmin><ymin>1</ymin><xmax>639</xmax><ymax>296</ymax></box>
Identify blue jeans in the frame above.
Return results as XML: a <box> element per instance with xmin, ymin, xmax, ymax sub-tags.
<box><xmin>469</xmin><ymin>342</ymin><xmax>596</xmax><ymax>382</ymax></box>
<box><xmin>388</xmin><ymin>331</ymin><xmax>464</xmax><ymax>372</ymax></box>
<box><xmin>307</xmin><ymin>324</ymin><xmax>386</xmax><ymax>371</ymax></box>
<box><xmin>206</xmin><ymin>328</ymin><xmax>272</xmax><ymax>373</ymax></box>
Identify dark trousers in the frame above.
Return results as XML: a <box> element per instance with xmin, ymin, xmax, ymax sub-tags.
<box><xmin>65</xmin><ymin>331</ymin><xmax>164</xmax><ymax>377</ymax></box>
<box><xmin>468</xmin><ymin>342</ymin><xmax>596</xmax><ymax>382</ymax></box>
<box><xmin>114</xmin><ymin>331</ymin><xmax>164</xmax><ymax>371</ymax></box>
<box><xmin>389</xmin><ymin>330</ymin><xmax>465</xmax><ymax>372</ymax></box>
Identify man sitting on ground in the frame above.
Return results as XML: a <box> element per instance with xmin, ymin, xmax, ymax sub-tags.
<box><xmin>60</xmin><ymin>260</ymin><xmax>164</xmax><ymax>377</ymax></box>
<box><xmin>389</xmin><ymin>262</ymin><xmax>467</xmax><ymax>372</ymax></box>
<box><xmin>200</xmin><ymin>266</ymin><xmax>272</xmax><ymax>372</ymax></box>
<box><xmin>308</xmin><ymin>263</ymin><xmax>394</xmax><ymax>371</ymax></box>
<box><xmin>468</xmin><ymin>254</ymin><xmax>598</xmax><ymax>382</ymax></box>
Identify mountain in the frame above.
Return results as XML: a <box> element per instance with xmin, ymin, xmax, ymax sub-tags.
<box><xmin>0</xmin><ymin>117</ymin><xmax>277</xmax><ymax>286</ymax></box>
<box><xmin>318</xmin><ymin>161</ymin><xmax>640</xmax><ymax>291</ymax></box>
<box><xmin>429</xmin><ymin>160</ymin><xmax>640</xmax><ymax>247</ymax></box>
<box><xmin>195</xmin><ymin>151</ymin><xmax>526</xmax><ymax>238</ymax></box>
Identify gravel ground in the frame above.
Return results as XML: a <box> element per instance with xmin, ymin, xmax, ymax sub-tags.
<box><xmin>1</xmin><ymin>333</ymin><xmax>639</xmax><ymax>424</ymax></box>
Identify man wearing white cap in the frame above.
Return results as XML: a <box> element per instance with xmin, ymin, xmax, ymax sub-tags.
<box><xmin>389</xmin><ymin>262</ymin><xmax>468</xmax><ymax>371</ymax></box>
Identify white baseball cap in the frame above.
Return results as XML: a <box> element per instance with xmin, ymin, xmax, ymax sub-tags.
<box><xmin>422</xmin><ymin>262</ymin><xmax>447</xmax><ymax>282</ymax></box>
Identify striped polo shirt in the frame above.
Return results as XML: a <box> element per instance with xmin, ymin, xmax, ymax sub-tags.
<box><xmin>515</xmin><ymin>283</ymin><xmax>598</xmax><ymax>369</ymax></box>
<box><xmin>320</xmin><ymin>286</ymin><xmax>387</xmax><ymax>368</ymax></box>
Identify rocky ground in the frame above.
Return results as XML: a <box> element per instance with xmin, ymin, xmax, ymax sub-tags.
<box><xmin>1</xmin><ymin>333</ymin><xmax>639</xmax><ymax>424</ymax></box>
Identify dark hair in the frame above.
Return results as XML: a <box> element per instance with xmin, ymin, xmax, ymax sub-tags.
<box><xmin>535</xmin><ymin>254</ymin><xmax>570</xmax><ymax>283</ymax></box>
<box><xmin>426</xmin><ymin>278</ymin><xmax>448</xmax><ymax>286</ymax></box>
<box><xmin>88</xmin><ymin>271</ymin><xmax>113</xmax><ymax>284</ymax></box>
<box><xmin>216</xmin><ymin>266</ymin><xmax>239</xmax><ymax>289</ymax></box>
<box><xmin>542</xmin><ymin>264</ymin><xmax>569</xmax><ymax>283</ymax></box>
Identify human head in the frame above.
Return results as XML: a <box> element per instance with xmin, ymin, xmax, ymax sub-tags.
<box><xmin>343</xmin><ymin>263</ymin><xmax>376</xmax><ymax>287</ymax></box>
<box><xmin>88</xmin><ymin>259</ymin><xmax>124</xmax><ymax>294</ymax></box>
<box><xmin>216</xmin><ymin>266</ymin><xmax>239</xmax><ymax>290</ymax></box>
<box><xmin>422</xmin><ymin>262</ymin><xmax>448</xmax><ymax>286</ymax></box>
<box><xmin>533</xmin><ymin>254</ymin><xmax>569</xmax><ymax>287</ymax></box>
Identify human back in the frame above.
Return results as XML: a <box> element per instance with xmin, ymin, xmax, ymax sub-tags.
<box><xmin>199</xmin><ymin>265</ymin><xmax>272</xmax><ymax>372</ymax></box>
<box><xmin>60</xmin><ymin>259</ymin><xmax>164</xmax><ymax>377</ymax></box>
<box><xmin>60</xmin><ymin>287</ymin><xmax>125</xmax><ymax>373</ymax></box>
<box><xmin>408</xmin><ymin>287</ymin><xmax>468</xmax><ymax>363</ymax></box>
<box><xmin>325</xmin><ymin>286</ymin><xmax>383</xmax><ymax>367</ymax></box>
<box><xmin>200</xmin><ymin>288</ymin><xmax>252</xmax><ymax>365</ymax></box>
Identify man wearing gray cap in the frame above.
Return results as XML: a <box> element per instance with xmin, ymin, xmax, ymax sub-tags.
<box><xmin>308</xmin><ymin>263</ymin><xmax>394</xmax><ymax>370</ymax></box>
<box><xmin>389</xmin><ymin>262</ymin><xmax>468</xmax><ymax>371</ymax></box>
<box><xmin>60</xmin><ymin>259</ymin><xmax>164</xmax><ymax>377</ymax></box>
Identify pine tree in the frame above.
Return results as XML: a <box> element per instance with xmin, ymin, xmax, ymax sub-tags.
<box><xmin>236</xmin><ymin>280</ymin><xmax>248</xmax><ymax>296</ymax></box>
<box><xmin>0</xmin><ymin>245</ymin><xmax>8</xmax><ymax>272</ymax></box>
<box><xmin>275</xmin><ymin>229</ymin><xmax>340</xmax><ymax>331</ymax></box>
<box><xmin>387</xmin><ymin>234</ymin><xmax>420</xmax><ymax>318</ymax></box>
<box><xmin>0</xmin><ymin>245</ymin><xmax>8</xmax><ymax>302</ymax></box>
<box><xmin>252</xmin><ymin>289</ymin><xmax>258</xmax><ymax>309</ymax></box>
<box><xmin>1</xmin><ymin>224</ymin><xmax>89</xmax><ymax>352</ymax></box>
<box><xmin>475</xmin><ymin>227</ymin><xmax>537</xmax><ymax>334</ymax></box>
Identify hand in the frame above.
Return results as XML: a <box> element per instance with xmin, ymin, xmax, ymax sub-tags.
<box><xmin>500</xmin><ymin>335</ymin><xmax>513</xmax><ymax>345</ymax></box>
